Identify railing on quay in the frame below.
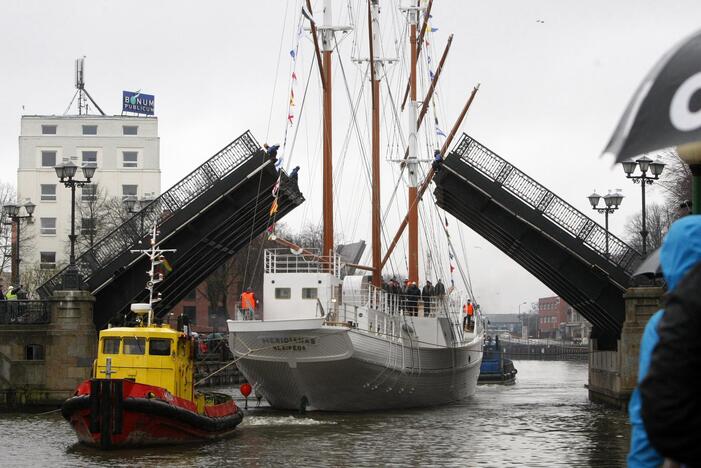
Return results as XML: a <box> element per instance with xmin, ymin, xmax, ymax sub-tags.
<box><xmin>38</xmin><ymin>131</ymin><xmax>261</xmax><ymax>298</ymax></box>
<box><xmin>0</xmin><ymin>301</ymin><xmax>51</xmax><ymax>325</ymax></box>
<box><xmin>450</xmin><ymin>134</ymin><xmax>641</xmax><ymax>274</ymax></box>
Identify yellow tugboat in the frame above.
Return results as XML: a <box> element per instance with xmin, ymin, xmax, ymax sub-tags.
<box><xmin>61</xmin><ymin>228</ymin><xmax>243</xmax><ymax>449</ymax></box>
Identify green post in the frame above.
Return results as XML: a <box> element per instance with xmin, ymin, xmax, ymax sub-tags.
<box><xmin>692</xmin><ymin>165</ymin><xmax>701</xmax><ymax>215</ymax></box>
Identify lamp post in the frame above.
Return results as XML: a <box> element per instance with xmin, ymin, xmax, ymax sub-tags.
<box><xmin>2</xmin><ymin>200</ymin><xmax>36</xmax><ymax>285</ymax></box>
<box><xmin>677</xmin><ymin>143</ymin><xmax>701</xmax><ymax>215</ymax></box>
<box><xmin>55</xmin><ymin>160</ymin><xmax>97</xmax><ymax>290</ymax></box>
<box><xmin>622</xmin><ymin>156</ymin><xmax>665</xmax><ymax>255</ymax></box>
<box><xmin>587</xmin><ymin>189</ymin><xmax>624</xmax><ymax>259</ymax></box>
<box><xmin>517</xmin><ymin>301</ymin><xmax>527</xmax><ymax>339</ymax></box>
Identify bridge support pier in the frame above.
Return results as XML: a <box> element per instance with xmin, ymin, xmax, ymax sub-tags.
<box><xmin>588</xmin><ymin>286</ymin><xmax>663</xmax><ymax>409</ymax></box>
<box><xmin>0</xmin><ymin>290</ymin><xmax>96</xmax><ymax>408</ymax></box>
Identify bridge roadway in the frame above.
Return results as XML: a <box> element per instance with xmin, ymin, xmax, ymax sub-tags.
<box><xmin>38</xmin><ymin>131</ymin><xmax>304</xmax><ymax>329</ymax></box>
<box><xmin>434</xmin><ymin>134</ymin><xmax>642</xmax><ymax>349</ymax></box>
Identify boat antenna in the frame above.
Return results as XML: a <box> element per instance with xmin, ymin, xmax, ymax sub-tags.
<box><xmin>130</xmin><ymin>225</ymin><xmax>176</xmax><ymax>326</ymax></box>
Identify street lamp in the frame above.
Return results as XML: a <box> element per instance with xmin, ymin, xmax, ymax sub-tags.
<box><xmin>2</xmin><ymin>200</ymin><xmax>36</xmax><ymax>285</ymax></box>
<box><xmin>622</xmin><ymin>155</ymin><xmax>665</xmax><ymax>255</ymax></box>
<box><xmin>517</xmin><ymin>301</ymin><xmax>527</xmax><ymax>338</ymax></box>
<box><xmin>55</xmin><ymin>160</ymin><xmax>97</xmax><ymax>290</ymax></box>
<box><xmin>677</xmin><ymin>143</ymin><xmax>701</xmax><ymax>215</ymax></box>
<box><xmin>587</xmin><ymin>189</ymin><xmax>624</xmax><ymax>259</ymax></box>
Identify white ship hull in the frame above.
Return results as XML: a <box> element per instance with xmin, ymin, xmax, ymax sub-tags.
<box><xmin>229</xmin><ymin>319</ymin><xmax>482</xmax><ymax>411</ymax></box>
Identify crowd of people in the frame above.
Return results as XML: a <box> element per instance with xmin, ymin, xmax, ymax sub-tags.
<box><xmin>0</xmin><ymin>284</ymin><xmax>28</xmax><ymax>300</ymax></box>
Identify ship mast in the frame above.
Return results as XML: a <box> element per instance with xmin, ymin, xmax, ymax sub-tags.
<box><xmin>321</xmin><ymin>0</ymin><xmax>334</xmax><ymax>261</ymax></box>
<box><xmin>368</xmin><ymin>0</ymin><xmax>382</xmax><ymax>287</ymax></box>
<box><xmin>406</xmin><ymin>2</ymin><xmax>420</xmax><ymax>285</ymax></box>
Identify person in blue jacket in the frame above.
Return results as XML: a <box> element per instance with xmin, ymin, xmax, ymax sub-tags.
<box><xmin>627</xmin><ymin>215</ymin><xmax>701</xmax><ymax>467</ymax></box>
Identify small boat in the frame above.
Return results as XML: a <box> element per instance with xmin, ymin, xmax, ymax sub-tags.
<box><xmin>62</xmin><ymin>227</ymin><xmax>243</xmax><ymax>449</ymax></box>
<box><xmin>478</xmin><ymin>338</ymin><xmax>517</xmax><ymax>385</ymax></box>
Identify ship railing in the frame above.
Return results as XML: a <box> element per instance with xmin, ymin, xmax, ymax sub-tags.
<box><xmin>264</xmin><ymin>248</ymin><xmax>342</xmax><ymax>277</ymax></box>
<box><xmin>0</xmin><ymin>301</ymin><xmax>51</xmax><ymax>325</ymax></box>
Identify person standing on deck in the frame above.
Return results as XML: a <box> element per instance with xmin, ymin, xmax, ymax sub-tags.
<box><xmin>240</xmin><ymin>288</ymin><xmax>257</xmax><ymax>320</ymax></box>
<box><xmin>422</xmin><ymin>281</ymin><xmax>434</xmax><ymax>317</ymax></box>
<box><xmin>463</xmin><ymin>300</ymin><xmax>474</xmax><ymax>330</ymax></box>
<box><xmin>406</xmin><ymin>282</ymin><xmax>421</xmax><ymax>316</ymax></box>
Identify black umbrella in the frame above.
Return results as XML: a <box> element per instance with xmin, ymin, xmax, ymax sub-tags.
<box><xmin>633</xmin><ymin>247</ymin><xmax>662</xmax><ymax>278</ymax></box>
<box><xmin>603</xmin><ymin>29</ymin><xmax>701</xmax><ymax>163</ymax></box>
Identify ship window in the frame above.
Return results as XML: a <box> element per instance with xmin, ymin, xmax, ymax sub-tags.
<box><xmin>123</xmin><ymin>337</ymin><xmax>146</xmax><ymax>355</ymax></box>
<box><xmin>149</xmin><ymin>339</ymin><xmax>171</xmax><ymax>356</ymax></box>
<box><xmin>302</xmin><ymin>288</ymin><xmax>318</xmax><ymax>299</ymax></box>
<box><xmin>103</xmin><ymin>338</ymin><xmax>121</xmax><ymax>354</ymax></box>
<box><xmin>275</xmin><ymin>288</ymin><xmax>291</xmax><ymax>299</ymax></box>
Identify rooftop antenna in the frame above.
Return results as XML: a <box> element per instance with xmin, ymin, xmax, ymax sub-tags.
<box><xmin>64</xmin><ymin>56</ymin><xmax>106</xmax><ymax>116</ymax></box>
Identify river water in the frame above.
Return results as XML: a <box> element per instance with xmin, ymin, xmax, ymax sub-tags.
<box><xmin>0</xmin><ymin>360</ymin><xmax>630</xmax><ymax>467</ymax></box>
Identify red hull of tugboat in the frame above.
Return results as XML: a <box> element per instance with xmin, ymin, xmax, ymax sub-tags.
<box><xmin>62</xmin><ymin>379</ymin><xmax>243</xmax><ymax>449</ymax></box>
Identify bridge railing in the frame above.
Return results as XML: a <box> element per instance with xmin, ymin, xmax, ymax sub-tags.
<box><xmin>450</xmin><ymin>134</ymin><xmax>641</xmax><ymax>274</ymax></box>
<box><xmin>38</xmin><ymin>131</ymin><xmax>261</xmax><ymax>298</ymax></box>
<box><xmin>0</xmin><ymin>301</ymin><xmax>51</xmax><ymax>325</ymax></box>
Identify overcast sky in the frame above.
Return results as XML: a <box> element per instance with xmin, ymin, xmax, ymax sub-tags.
<box><xmin>1</xmin><ymin>0</ymin><xmax>700</xmax><ymax>315</ymax></box>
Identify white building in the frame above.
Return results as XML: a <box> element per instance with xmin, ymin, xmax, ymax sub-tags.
<box><xmin>17</xmin><ymin>115</ymin><xmax>160</xmax><ymax>270</ymax></box>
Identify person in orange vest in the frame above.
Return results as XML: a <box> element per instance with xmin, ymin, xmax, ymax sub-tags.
<box><xmin>241</xmin><ymin>287</ymin><xmax>257</xmax><ymax>320</ymax></box>
<box><xmin>463</xmin><ymin>299</ymin><xmax>475</xmax><ymax>330</ymax></box>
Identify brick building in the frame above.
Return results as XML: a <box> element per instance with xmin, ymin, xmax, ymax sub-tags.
<box><xmin>538</xmin><ymin>295</ymin><xmax>591</xmax><ymax>341</ymax></box>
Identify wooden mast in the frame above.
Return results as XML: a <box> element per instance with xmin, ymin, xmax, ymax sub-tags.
<box><xmin>320</xmin><ymin>0</ymin><xmax>334</xmax><ymax>262</ymax></box>
<box><xmin>380</xmin><ymin>86</ymin><xmax>480</xmax><ymax>270</ymax></box>
<box><xmin>369</xmin><ymin>0</ymin><xmax>382</xmax><ymax>287</ymax></box>
<box><xmin>407</xmin><ymin>3</ymin><xmax>419</xmax><ymax>284</ymax></box>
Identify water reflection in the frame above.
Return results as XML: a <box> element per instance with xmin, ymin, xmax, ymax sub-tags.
<box><xmin>0</xmin><ymin>360</ymin><xmax>629</xmax><ymax>467</ymax></box>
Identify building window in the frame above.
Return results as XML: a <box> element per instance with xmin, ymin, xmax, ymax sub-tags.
<box><xmin>302</xmin><ymin>288</ymin><xmax>318</xmax><ymax>299</ymax></box>
<box><xmin>82</xmin><ymin>125</ymin><xmax>97</xmax><ymax>135</ymax></box>
<box><xmin>40</xmin><ymin>217</ymin><xmax>56</xmax><ymax>235</ymax></box>
<box><xmin>81</xmin><ymin>218</ymin><xmax>96</xmax><ymax>236</ymax></box>
<box><xmin>149</xmin><ymin>339</ymin><xmax>171</xmax><ymax>356</ymax></box>
<box><xmin>102</xmin><ymin>338</ymin><xmax>120</xmax><ymax>354</ymax></box>
<box><xmin>81</xmin><ymin>150</ymin><xmax>97</xmax><ymax>165</ymax></box>
<box><xmin>41</xmin><ymin>150</ymin><xmax>56</xmax><ymax>167</ymax></box>
<box><xmin>40</xmin><ymin>184</ymin><xmax>56</xmax><ymax>201</ymax></box>
<box><xmin>41</xmin><ymin>125</ymin><xmax>57</xmax><ymax>135</ymax></box>
<box><xmin>40</xmin><ymin>252</ymin><xmax>56</xmax><ymax>269</ymax></box>
<box><xmin>275</xmin><ymin>288</ymin><xmax>291</xmax><ymax>299</ymax></box>
<box><xmin>122</xmin><ymin>184</ymin><xmax>138</xmax><ymax>200</ymax></box>
<box><xmin>122</xmin><ymin>151</ymin><xmax>138</xmax><ymax>168</ymax></box>
<box><xmin>183</xmin><ymin>306</ymin><xmax>197</xmax><ymax>325</ymax></box>
<box><xmin>123</xmin><ymin>125</ymin><xmax>138</xmax><ymax>135</ymax></box>
<box><xmin>25</xmin><ymin>344</ymin><xmax>44</xmax><ymax>360</ymax></box>
<box><xmin>81</xmin><ymin>184</ymin><xmax>97</xmax><ymax>201</ymax></box>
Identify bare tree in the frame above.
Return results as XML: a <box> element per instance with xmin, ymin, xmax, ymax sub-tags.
<box><xmin>656</xmin><ymin>150</ymin><xmax>692</xmax><ymax>215</ymax></box>
<box><xmin>72</xmin><ymin>183</ymin><xmax>129</xmax><ymax>256</ymax></box>
<box><xmin>624</xmin><ymin>203</ymin><xmax>675</xmax><ymax>253</ymax></box>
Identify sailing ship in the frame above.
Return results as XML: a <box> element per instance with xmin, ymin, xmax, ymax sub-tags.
<box><xmin>228</xmin><ymin>0</ymin><xmax>483</xmax><ymax>411</ymax></box>
<box><xmin>62</xmin><ymin>227</ymin><xmax>243</xmax><ymax>448</ymax></box>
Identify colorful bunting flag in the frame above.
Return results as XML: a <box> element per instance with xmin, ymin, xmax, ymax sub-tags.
<box><xmin>290</xmin><ymin>50</ymin><xmax>296</xmax><ymax>59</ymax></box>
<box><xmin>436</xmin><ymin>127</ymin><xmax>447</xmax><ymax>138</ymax></box>
<box><xmin>269</xmin><ymin>199</ymin><xmax>279</xmax><ymax>216</ymax></box>
<box><xmin>288</xmin><ymin>114</ymin><xmax>294</xmax><ymax>125</ymax></box>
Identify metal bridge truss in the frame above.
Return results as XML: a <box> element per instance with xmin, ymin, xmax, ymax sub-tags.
<box><xmin>38</xmin><ymin>131</ymin><xmax>304</xmax><ymax>328</ymax></box>
<box><xmin>434</xmin><ymin>134</ymin><xmax>642</xmax><ymax>347</ymax></box>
